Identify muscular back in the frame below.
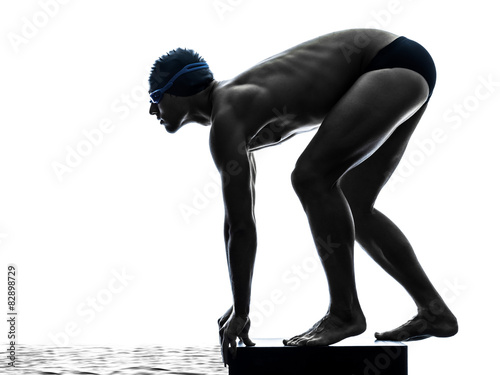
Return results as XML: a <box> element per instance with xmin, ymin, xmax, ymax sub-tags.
<box><xmin>211</xmin><ymin>28</ymin><xmax>399</xmax><ymax>147</ymax></box>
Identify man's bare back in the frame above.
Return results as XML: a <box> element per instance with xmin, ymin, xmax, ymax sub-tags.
<box><xmin>148</xmin><ymin>28</ymin><xmax>457</xmax><ymax>367</ymax></box>
<box><xmin>211</xmin><ymin>29</ymin><xmax>400</xmax><ymax>151</ymax></box>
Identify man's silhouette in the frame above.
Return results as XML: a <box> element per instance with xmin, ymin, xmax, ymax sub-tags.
<box><xmin>148</xmin><ymin>28</ymin><xmax>458</xmax><ymax>366</ymax></box>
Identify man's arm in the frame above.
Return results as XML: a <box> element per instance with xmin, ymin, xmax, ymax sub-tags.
<box><xmin>210</xmin><ymin>122</ymin><xmax>257</xmax><ymax>319</ymax></box>
<box><xmin>210</xmin><ymin>119</ymin><xmax>258</xmax><ymax>365</ymax></box>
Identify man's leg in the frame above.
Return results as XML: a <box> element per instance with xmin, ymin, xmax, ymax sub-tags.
<box><xmin>284</xmin><ymin>67</ymin><xmax>429</xmax><ymax>346</ymax></box>
<box><xmin>339</xmin><ymin>103</ymin><xmax>458</xmax><ymax>341</ymax></box>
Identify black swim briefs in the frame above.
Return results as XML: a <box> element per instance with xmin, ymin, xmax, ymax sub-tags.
<box><xmin>362</xmin><ymin>36</ymin><xmax>437</xmax><ymax>100</ymax></box>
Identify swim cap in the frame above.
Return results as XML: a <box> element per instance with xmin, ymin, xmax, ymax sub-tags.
<box><xmin>149</xmin><ymin>48</ymin><xmax>214</xmax><ymax>97</ymax></box>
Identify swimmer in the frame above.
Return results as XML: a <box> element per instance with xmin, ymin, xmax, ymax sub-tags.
<box><xmin>148</xmin><ymin>28</ymin><xmax>458</xmax><ymax>366</ymax></box>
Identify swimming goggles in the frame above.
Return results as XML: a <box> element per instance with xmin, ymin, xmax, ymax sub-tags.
<box><xmin>149</xmin><ymin>62</ymin><xmax>210</xmax><ymax>104</ymax></box>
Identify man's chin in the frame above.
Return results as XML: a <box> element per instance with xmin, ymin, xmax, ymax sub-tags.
<box><xmin>164</xmin><ymin>124</ymin><xmax>179</xmax><ymax>134</ymax></box>
<box><xmin>159</xmin><ymin>119</ymin><xmax>174</xmax><ymax>132</ymax></box>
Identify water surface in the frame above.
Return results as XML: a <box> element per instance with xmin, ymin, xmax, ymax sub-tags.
<box><xmin>2</xmin><ymin>345</ymin><xmax>227</xmax><ymax>375</ymax></box>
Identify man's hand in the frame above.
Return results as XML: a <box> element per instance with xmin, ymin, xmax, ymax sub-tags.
<box><xmin>218</xmin><ymin>310</ymin><xmax>255</xmax><ymax>367</ymax></box>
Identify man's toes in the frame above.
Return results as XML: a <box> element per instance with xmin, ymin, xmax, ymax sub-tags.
<box><xmin>294</xmin><ymin>338</ymin><xmax>309</xmax><ymax>346</ymax></box>
<box><xmin>285</xmin><ymin>337</ymin><xmax>306</xmax><ymax>346</ymax></box>
<box><xmin>284</xmin><ymin>334</ymin><xmax>305</xmax><ymax>346</ymax></box>
<box><xmin>375</xmin><ymin>330</ymin><xmax>409</xmax><ymax>341</ymax></box>
<box><xmin>375</xmin><ymin>331</ymin><xmax>394</xmax><ymax>340</ymax></box>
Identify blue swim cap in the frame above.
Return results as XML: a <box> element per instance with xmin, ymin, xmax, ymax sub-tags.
<box><xmin>149</xmin><ymin>48</ymin><xmax>214</xmax><ymax>97</ymax></box>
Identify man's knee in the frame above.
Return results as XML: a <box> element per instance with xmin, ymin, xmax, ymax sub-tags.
<box><xmin>291</xmin><ymin>164</ymin><xmax>333</xmax><ymax>199</ymax></box>
<box><xmin>339</xmin><ymin>186</ymin><xmax>369</xmax><ymax>216</ymax></box>
<box><xmin>350</xmin><ymin>204</ymin><xmax>372</xmax><ymax>222</ymax></box>
<box><xmin>292</xmin><ymin>166</ymin><xmax>314</xmax><ymax>196</ymax></box>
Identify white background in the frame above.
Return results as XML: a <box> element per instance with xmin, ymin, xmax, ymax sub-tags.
<box><xmin>1</xmin><ymin>0</ymin><xmax>499</xmax><ymax>374</ymax></box>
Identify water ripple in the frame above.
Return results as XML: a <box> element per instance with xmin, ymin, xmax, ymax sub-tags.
<box><xmin>2</xmin><ymin>345</ymin><xmax>227</xmax><ymax>375</ymax></box>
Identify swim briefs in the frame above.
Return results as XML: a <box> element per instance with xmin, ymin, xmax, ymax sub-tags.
<box><xmin>362</xmin><ymin>36</ymin><xmax>437</xmax><ymax>100</ymax></box>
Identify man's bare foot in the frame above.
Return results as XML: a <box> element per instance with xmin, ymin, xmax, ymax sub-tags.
<box><xmin>283</xmin><ymin>312</ymin><xmax>366</xmax><ymax>346</ymax></box>
<box><xmin>375</xmin><ymin>308</ymin><xmax>458</xmax><ymax>341</ymax></box>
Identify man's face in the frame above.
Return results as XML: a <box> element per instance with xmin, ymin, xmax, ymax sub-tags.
<box><xmin>149</xmin><ymin>93</ymin><xmax>186</xmax><ymax>133</ymax></box>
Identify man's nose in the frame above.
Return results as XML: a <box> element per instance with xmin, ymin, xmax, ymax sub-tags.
<box><xmin>149</xmin><ymin>103</ymin><xmax>158</xmax><ymax>116</ymax></box>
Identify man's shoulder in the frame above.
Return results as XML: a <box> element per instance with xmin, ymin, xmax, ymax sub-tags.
<box><xmin>213</xmin><ymin>82</ymin><xmax>272</xmax><ymax>124</ymax></box>
<box><xmin>209</xmin><ymin>83</ymin><xmax>273</xmax><ymax>152</ymax></box>
<box><xmin>208</xmin><ymin>113</ymin><xmax>247</xmax><ymax>161</ymax></box>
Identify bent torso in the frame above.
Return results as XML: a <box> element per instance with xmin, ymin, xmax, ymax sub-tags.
<box><xmin>211</xmin><ymin>28</ymin><xmax>400</xmax><ymax>150</ymax></box>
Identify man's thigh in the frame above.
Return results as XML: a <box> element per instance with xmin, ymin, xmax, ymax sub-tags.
<box><xmin>293</xmin><ymin>68</ymin><xmax>429</xmax><ymax>185</ymax></box>
<box><xmin>339</xmin><ymin>102</ymin><xmax>428</xmax><ymax>211</ymax></box>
